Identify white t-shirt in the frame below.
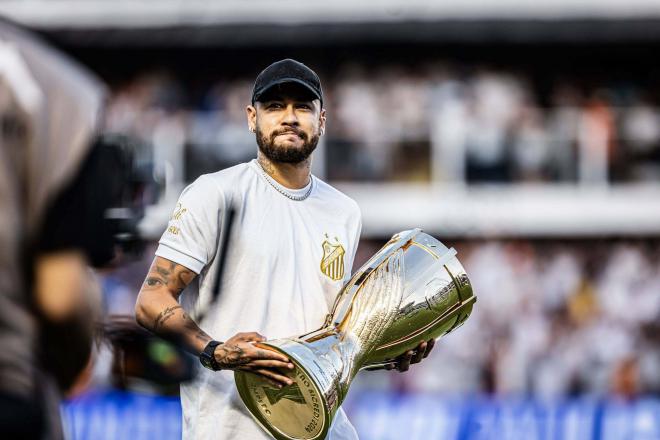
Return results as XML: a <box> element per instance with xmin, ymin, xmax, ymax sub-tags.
<box><xmin>156</xmin><ymin>159</ymin><xmax>362</xmax><ymax>440</ymax></box>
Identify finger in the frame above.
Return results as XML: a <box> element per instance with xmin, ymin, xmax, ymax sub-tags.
<box><xmin>240</xmin><ymin>332</ymin><xmax>266</xmax><ymax>342</ymax></box>
<box><xmin>246</xmin><ymin>360</ymin><xmax>295</xmax><ymax>370</ymax></box>
<box><xmin>384</xmin><ymin>363</ymin><xmax>397</xmax><ymax>371</ymax></box>
<box><xmin>241</xmin><ymin>371</ymin><xmax>284</xmax><ymax>390</ymax></box>
<box><xmin>411</xmin><ymin>342</ymin><xmax>426</xmax><ymax>364</ymax></box>
<box><xmin>423</xmin><ymin>339</ymin><xmax>435</xmax><ymax>358</ymax></box>
<box><xmin>252</xmin><ymin>347</ymin><xmax>290</xmax><ymax>363</ymax></box>
<box><xmin>253</xmin><ymin>368</ymin><xmax>293</xmax><ymax>387</ymax></box>
<box><xmin>398</xmin><ymin>350</ymin><xmax>413</xmax><ymax>372</ymax></box>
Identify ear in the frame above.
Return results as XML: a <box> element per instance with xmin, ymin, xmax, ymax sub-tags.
<box><xmin>319</xmin><ymin>108</ymin><xmax>326</xmax><ymax>135</ymax></box>
<box><xmin>246</xmin><ymin>105</ymin><xmax>257</xmax><ymax>132</ymax></box>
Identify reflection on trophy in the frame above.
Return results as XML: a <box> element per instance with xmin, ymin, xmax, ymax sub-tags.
<box><xmin>235</xmin><ymin>229</ymin><xmax>476</xmax><ymax>440</ymax></box>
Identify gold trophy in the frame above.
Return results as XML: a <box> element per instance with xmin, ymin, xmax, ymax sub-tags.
<box><xmin>235</xmin><ymin>229</ymin><xmax>476</xmax><ymax>439</ymax></box>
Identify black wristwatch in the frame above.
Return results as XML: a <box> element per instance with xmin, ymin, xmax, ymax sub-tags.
<box><xmin>200</xmin><ymin>340</ymin><xmax>222</xmax><ymax>371</ymax></box>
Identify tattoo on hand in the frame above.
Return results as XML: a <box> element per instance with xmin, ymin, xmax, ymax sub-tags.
<box><xmin>216</xmin><ymin>344</ymin><xmax>248</xmax><ymax>369</ymax></box>
<box><xmin>154</xmin><ymin>305</ymin><xmax>182</xmax><ymax>331</ymax></box>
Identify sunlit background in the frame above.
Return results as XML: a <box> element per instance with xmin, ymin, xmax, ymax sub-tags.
<box><xmin>3</xmin><ymin>1</ymin><xmax>659</xmax><ymax>439</ymax></box>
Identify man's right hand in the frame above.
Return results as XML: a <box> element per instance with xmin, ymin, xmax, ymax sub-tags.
<box><xmin>215</xmin><ymin>332</ymin><xmax>294</xmax><ymax>388</ymax></box>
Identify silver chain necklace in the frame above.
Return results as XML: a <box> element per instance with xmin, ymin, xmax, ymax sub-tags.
<box><xmin>256</xmin><ymin>160</ymin><xmax>314</xmax><ymax>201</ymax></box>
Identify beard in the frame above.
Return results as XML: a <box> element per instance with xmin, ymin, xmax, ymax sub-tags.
<box><xmin>256</xmin><ymin>125</ymin><xmax>320</xmax><ymax>164</ymax></box>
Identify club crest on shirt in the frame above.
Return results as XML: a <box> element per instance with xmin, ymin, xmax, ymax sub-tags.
<box><xmin>320</xmin><ymin>234</ymin><xmax>345</xmax><ymax>281</ymax></box>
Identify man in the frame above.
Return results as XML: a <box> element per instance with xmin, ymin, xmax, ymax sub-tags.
<box><xmin>0</xmin><ymin>19</ymin><xmax>109</xmax><ymax>438</ymax></box>
<box><xmin>135</xmin><ymin>59</ymin><xmax>433</xmax><ymax>439</ymax></box>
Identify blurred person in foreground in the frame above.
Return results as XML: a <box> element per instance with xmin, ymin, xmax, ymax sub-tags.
<box><xmin>0</xmin><ymin>20</ymin><xmax>126</xmax><ymax>438</ymax></box>
<box><xmin>135</xmin><ymin>59</ymin><xmax>434</xmax><ymax>439</ymax></box>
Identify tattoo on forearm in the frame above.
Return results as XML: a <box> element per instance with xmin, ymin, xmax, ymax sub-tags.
<box><xmin>144</xmin><ymin>276</ymin><xmax>166</xmax><ymax>289</ymax></box>
<box><xmin>140</xmin><ymin>258</ymin><xmax>202</xmax><ymax>351</ymax></box>
<box><xmin>177</xmin><ymin>272</ymin><xmax>192</xmax><ymax>292</ymax></box>
<box><xmin>195</xmin><ymin>331</ymin><xmax>209</xmax><ymax>342</ymax></box>
<box><xmin>150</xmin><ymin>305</ymin><xmax>211</xmax><ymax>353</ymax></box>
<box><xmin>142</xmin><ymin>259</ymin><xmax>195</xmax><ymax>295</ymax></box>
<box><xmin>181</xmin><ymin>311</ymin><xmax>211</xmax><ymax>343</ymax></box>
<box><xmin>153</xmin><ymin>305</ymin><xmax>182</xmax><ymax>331</ymax></box>
<box><xmin>156</xmin><ymin>265</ymin><xmax>171</xmax><ymax>277</ymax></box>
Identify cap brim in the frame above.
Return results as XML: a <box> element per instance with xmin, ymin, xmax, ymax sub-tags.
<box><xmin>253</xmin><ymin>78</ymin><xmax>321</xmax><ymax>104</ymax></box>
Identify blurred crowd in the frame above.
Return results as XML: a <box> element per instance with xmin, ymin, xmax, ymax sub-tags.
<box><xmin>104</xmin><ymin>63</ymin><xmax>660</xmax><ymax>184</ymax></box>
<box><xmin>352</xmin><ymin>239</ymin><xmax>660</xmax><ymax>399</ymax></box>
<box><xmin>95</xmin><ymin>61</ymin><xmax>660</xmax><ymax>400</ymax></box>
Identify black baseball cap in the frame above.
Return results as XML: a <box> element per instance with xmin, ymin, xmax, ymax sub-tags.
<box><xmin>251</xmin><ymin>59</ymin><xmax>323</xmax><ymax>107</ymax></box>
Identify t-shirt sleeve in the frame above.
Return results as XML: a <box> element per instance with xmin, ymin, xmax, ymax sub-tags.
<box><xmin>344</xmin><ymin>203</ymin><xmax>362</xmax><ymax>283</ymax></box>
<box><xmin>155</xmin><ymin>175</ymin><xmax>223</xmax><ymax>274</ymax></box>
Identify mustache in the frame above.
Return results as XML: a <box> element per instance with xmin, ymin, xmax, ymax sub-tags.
<box><xmin>271</xmin><ymin>127</ymin><xmax>307</xmax><ymax>139</ymax></box>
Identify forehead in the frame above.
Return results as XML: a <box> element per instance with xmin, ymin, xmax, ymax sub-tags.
<box><xmin>257</xmin><ymin>82</ymin><xmax>318</xmax><ymax>104</ymax></box>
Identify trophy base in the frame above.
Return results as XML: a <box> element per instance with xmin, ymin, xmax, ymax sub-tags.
<box><xmin>235</xmin><ymin>342</ymin><xmax>332</xmax><ymax>440</ymax></box>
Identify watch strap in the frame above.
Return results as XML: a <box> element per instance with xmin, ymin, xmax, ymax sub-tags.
<box><xmin>200</xmin><ymin>340</ymin><xmax>222</xmax><ymax>371</ymax></box>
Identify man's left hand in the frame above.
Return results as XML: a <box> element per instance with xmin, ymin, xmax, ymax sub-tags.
<box><xmin>385</xmin><ymin>339</ymin><xmax>435</xmax><ymax>372</ymax></box>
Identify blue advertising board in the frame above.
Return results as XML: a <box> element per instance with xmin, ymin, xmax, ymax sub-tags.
<box><xmin>63</xmin><ymin>390</ymin><xmax>659</xmax><ymax>440</ymax></box>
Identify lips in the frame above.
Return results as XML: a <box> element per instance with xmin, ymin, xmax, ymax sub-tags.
<box><xmin>273</xmin><ymin>129</ymin><xmax>305</xmax><ymax>140</ymax></box>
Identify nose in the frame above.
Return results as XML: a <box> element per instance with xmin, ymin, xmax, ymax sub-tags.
<box><xmin>281</xmin><ymin>104</ymin><xmax>299</xmax><ymax>125</ymax></box>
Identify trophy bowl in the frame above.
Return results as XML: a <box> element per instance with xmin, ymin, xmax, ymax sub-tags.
<box><xmin>235</xmin><ymin>229</ymin><xmax>476</xmax><ymax>439</ymax></box>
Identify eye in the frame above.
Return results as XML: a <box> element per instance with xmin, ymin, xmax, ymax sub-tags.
<box><xmin>266</xmin><ymin>102</ymin><xmax>284</xmax><ymax>109</ymax></box>
<box><xmin>296</xmin><ymin>103</ymin><xmax>312</xmax><ymax>110</ymax></box>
